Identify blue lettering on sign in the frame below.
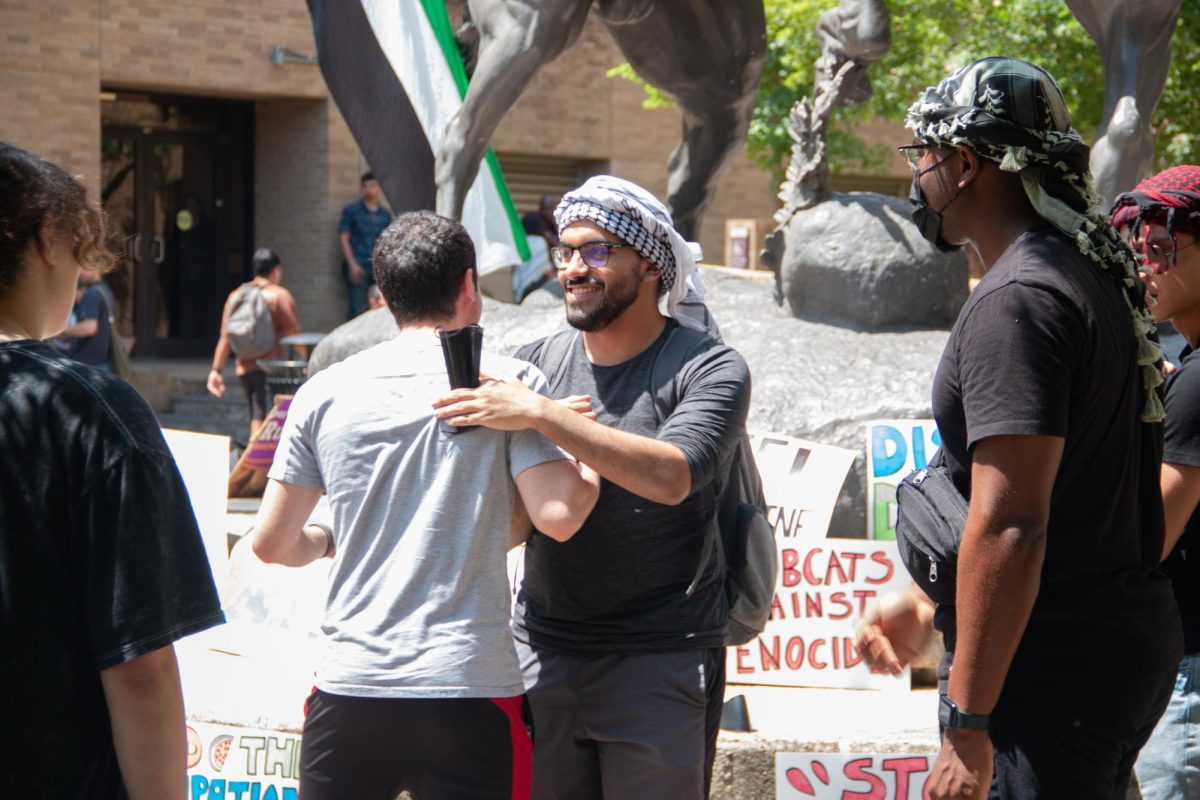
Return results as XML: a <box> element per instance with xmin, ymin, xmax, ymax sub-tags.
<box><xmin>191</xmin><ymin>776</ymin><xmax>298</xmax><ymax>800</ymax></box>
<box><xmin>871</xmin><ymin>425</ymin><xmax>907</xmax><ymax>478</ymax></box>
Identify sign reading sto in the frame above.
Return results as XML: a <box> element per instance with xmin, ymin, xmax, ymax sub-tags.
<box><xmin>727</xmin><ymin>433</ymin><xmax>914</xmax><ymax>691</ymax></box>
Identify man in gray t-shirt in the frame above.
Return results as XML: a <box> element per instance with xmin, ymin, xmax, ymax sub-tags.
<box><xmin>435</xmin><ymin>177</ymin><xmax>751</xmax><ymax>800</ymax></box>
<box><xmin>253</xmin><ymin>211</ymin><xmax>599</xmax><ymax>800</ymax></box>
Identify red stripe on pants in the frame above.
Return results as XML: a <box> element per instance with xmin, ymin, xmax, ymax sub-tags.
<box><xmin>490</xmin><ymin>696</ymin><xmax>532</xmax><ymax>800</ymax></box>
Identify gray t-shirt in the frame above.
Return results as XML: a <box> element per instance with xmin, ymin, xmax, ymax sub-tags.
<box><xmin>513</xmin><ymin>322</ymin><xmax>751</xmax><ymax>654</ymax></box>
<box><xmin>270</xmin><ymin>333</ymin><xmax>569</xmax><ymax>698</ymax></box>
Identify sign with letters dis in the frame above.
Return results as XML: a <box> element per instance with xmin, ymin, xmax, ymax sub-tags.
<box><xmin>186</xmin><ymin>721</ymin><xmax>300</xmax><ymax>800</ymax></box>
<box><xmin>777</xmin><ymin>752</ymin><xmax>932</xmax><ymax>799</ymax></box>
<box><xmin>864</xmin><ymin>420</ymin><xmax>941</xmax><ymax>541</ymax></box>
<box><xmin>727</xmin><ymin>434</ymin><xmax>912</xmax><ymax>690</ymax></box>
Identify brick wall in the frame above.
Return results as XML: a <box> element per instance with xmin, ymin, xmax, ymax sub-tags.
<box><xmin>98</xmin><ymin>0</ymin><xmax>325</xmax><ymax>100</ymax></box>
<box><xmin>1</xmin><ymin>1</ymin><xmax>103</xmax><ymax>193</ymax></box>
<box><xmin>254</xmin><ymin>98</ymin><xmax>362</xmax><ymax>336</ymax></box>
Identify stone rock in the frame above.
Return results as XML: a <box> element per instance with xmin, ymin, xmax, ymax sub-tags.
<box><xmin>770</xmin><ymin>192</ymin><xmax>968</xmax><ymax>330</ymax></box>
<box><xmin>307</xmin><ymin>267</ymin><xmax>951</xmax><ymax>537</ymax></box>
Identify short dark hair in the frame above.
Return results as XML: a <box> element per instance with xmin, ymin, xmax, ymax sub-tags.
<box><xmin>252</xmin><ymin>247</ymin><xmax>280</xmax><ymax>276</ymax></box>
<box><xmin>0</xmin><ymin>141</ymin><xmax>114</xmax><ymax>296</ymax></box>
<box><xmin>361</xmin><ymin>172</ymin><xmax>377</xmax><ymax>184</ymax></box>
<box><xmin>373</xmin><ymin>211</ymin><xmax>476</xmax><ymax>325</ymax></box>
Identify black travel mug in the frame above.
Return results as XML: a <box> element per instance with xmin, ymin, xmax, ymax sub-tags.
<box><xmin>437</xmin><ymin>324</ymin><xmax>484</xmax><ymax>432</ymax></box>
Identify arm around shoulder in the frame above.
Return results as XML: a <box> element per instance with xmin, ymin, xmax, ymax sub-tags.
<box><xmin>515</xmin><ymin>459</ymin><xmax>600</xmax><ymax>541</ymax></box>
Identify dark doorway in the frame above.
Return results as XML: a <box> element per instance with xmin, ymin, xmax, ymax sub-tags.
<box><xmin>100</xmin><ymin>92</ymin><xmax>252</xmax><ymax>357</ymax></box>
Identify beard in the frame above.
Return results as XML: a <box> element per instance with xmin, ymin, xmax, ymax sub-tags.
<box><xmin>562</xmin><ymin>263</ymin><xmax>643</xmax><ymax>332</ymax></box>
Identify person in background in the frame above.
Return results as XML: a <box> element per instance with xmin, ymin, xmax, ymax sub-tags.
<box><xmin>1111</xmin><ymin>165</ymin><xmax>1200</xmax><ymax>800</ymax></box>
<box><xmin>207</xmin><ymin>248</ymin><xmax>301</xmax><ymax>442</ymax></box>
<box><xmin>61</xmin><ymin>268</ymin><xmax>117</xmax><ymax>370</ymax></box>
<box><xmin>338</xmin><ymin>171</ymin><xmax>392</xmax><ymax>319</ymax></box>
<box><xmin>0</xmin><ymin>142</ymin><xmax>224</xmax><ymax>798</ymax></box>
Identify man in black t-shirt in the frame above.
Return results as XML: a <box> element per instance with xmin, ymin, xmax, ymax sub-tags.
<box><xmin>62</xmin><ymin>270</ymin><xmax>116</xmax><ymax>370</ymax></box>
<box><xmin>875</xmin><ymin>58</ymin><xmax>1181</xmax><ymax>799</ymax></box>
<box><xmin>435</xmin><ymin>176</ymin><xmax>749</xmax><ymax>799</ymax></box>
<box><xmin>1112</xmin><ymin>166</ymin><xmax>1200</xmax><ymax>799</ymax></box>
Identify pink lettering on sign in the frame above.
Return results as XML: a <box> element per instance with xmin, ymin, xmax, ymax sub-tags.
<box><xmin>244</xmin><ymin>397</ymin><xmax>292</xmax><ymax>471</ymax></box>
<box><xmin>778</xmin><ymin>753</ymin><xmax>932</xmax><ymax>800</ymax></box>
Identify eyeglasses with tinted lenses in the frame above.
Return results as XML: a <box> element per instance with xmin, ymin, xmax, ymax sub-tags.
<box><xmin>898</xmin><ymin>145</ymin><xmax>933</xmax><ymax>173</ymax></box>
<box><xmin>1134</xmin><ymin>238</ymin><xmax>1200</xmax><ymax>275</ymax></box>
<box><xmin>551</xmin><ymin>242</ymin><xmax>634</xmax><ymax>269</ymax></box>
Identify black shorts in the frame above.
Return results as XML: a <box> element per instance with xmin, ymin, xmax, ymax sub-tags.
<box><xmin>299</xmin><ymin>688</ymin><xmax>532</xmax><ymax>800</ymax></box>
<box><xmin>238</xmin><ymin>370</ymin><xmax>268</xmax><ymax>423</ymax></box>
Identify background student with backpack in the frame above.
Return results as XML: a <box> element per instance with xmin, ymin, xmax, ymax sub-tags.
<box><xmin>434</xmin><ymin>177</ymin><xmax>756</xmax><ymax>800</ymax></box>
<box><xmin>207</xmin><ymin>247</ymin><xmax>301</xmax><ymax>441</ymax></box>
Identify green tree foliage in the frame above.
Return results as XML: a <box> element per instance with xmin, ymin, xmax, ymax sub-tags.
<box><xmin>748</xmin><ymin>0</ymin><xmax>1200</xmax><ymax>178</ymax></box>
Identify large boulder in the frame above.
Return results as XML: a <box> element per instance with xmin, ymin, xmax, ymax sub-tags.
<box><xmin>767</xmin><ymin>192</ymin><xmax>968</xmax><ymax>329</ymax></box>
<box><xmin>307</xmin><ymin>268</ymin><xmax>950</xmax><ymax>536</ymax></box>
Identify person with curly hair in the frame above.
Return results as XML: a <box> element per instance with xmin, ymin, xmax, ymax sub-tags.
<box><xmin>0</xmin><ymin>141</ymin><xmax>224</xmax><ymax>799</ymax></box>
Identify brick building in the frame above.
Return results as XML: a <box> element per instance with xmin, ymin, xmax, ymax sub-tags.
<box><xmin>1</xmin><ymin>0</ymin><xmax>907</xmax><ymax>361</ymax></box>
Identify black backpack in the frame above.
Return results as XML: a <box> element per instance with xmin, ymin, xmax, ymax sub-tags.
<box><xmin>532</xmin><ymin>325</ymin><xmax>777</xmax><ymax>646</ymax></box>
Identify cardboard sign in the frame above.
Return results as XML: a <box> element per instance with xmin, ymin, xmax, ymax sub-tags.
<box><xmin>754</xmin><ymin>433</ymin><xmax>857</xmax><ymax>542</ymax></box>
<box><xmin>777</xmin><ymin>752</ymin><xmax>932</xmax><ymax>799</ymax></box>
<box><xmin>728</xmin><ymin>433</ymin><xmax>912</xmax><ymax>690</ymax></box>
<box><xmin>163</xmin><ymin>429</ymin><xmax>232</xmax><ymax>597</ymax></box>
<box><xmin>864</xmin><ymin>420</ymin><xmax>941</xmax><ymax>541</ymax></box>
<box><xmin>228</xmin><ymin>396</ymin><xmax>292</xmax><ymax>498</ymax></box>
<box><xmin>728</xmin><ymin>538</ymin><xmax>909</xmax><ymax>690</ymax></box>
<box><xmin>187</xmin><ymin>720</ymin><xmax>300</xmax><ymax>799</ymax></box>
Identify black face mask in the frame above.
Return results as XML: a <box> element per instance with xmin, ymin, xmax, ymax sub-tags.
<box><xmin>909</xmin><ymin>153</ymin><xmax>965</xmax><ymax>253</ymax></box>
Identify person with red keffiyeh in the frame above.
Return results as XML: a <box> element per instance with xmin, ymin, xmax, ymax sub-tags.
<box><xmin>1112</xmin><ymin>165</ymin><xmax>1200</xmax><ymax>799</ymax></box>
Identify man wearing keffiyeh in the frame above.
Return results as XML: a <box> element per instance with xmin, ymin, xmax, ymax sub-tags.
<box><xmin>858</xmin><ymin>57</ymin><xmax>1181</xmax><ymax>799</ymax></box>
<box><xmin>1112</xmin><ymin>166</ymin><xmax>1200</xmax><ymax>800</ymax></box>
<box><xmin>434</xmin><ymin>176</ymin><xmax>750</xmax><ymax>798</ymax></box>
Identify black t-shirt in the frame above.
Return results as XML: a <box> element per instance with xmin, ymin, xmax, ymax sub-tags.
<box><xmin>0</xmin><ymin>341</ymin><xmax>224</xmax><ymax>798</ymax></box>
<box><xmin>512</xmin><ymin>322</ymin><xmax>751</xmax><ymax>654</ymax></box>
<box><xmin>68</xmin><ymin>283</ymin><xmax>113</xmax><ymax>368</ymax></box>
<box><xmin>930</xmin><ymin>225</ymin><xmax>1181</xmax><ymax>689</ymax></box>
<box><xmin>1161</xmin><ymin>346</ymin><xmax>1200</xmax><ymax>654</ymax></box>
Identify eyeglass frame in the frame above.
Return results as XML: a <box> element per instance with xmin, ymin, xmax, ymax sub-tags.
<box><xmin>550</xmin><ymin>241</ymin><xmax>635</xmax><ymax>270</ymax></box>
<box><xmin>1131</xmin><ymin>235</ymin><xmax>1200</xmax><ymax>275</ymax></box>
<box><xmin>898</xmin><ymin>144</ymin><xmax>935</xmax><ymax>173</ymax></box>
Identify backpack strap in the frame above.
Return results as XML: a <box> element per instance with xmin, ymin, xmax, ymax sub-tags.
<box><xmin>530</xmin><ymin>329</ymin><xmax>580</xmax><ymax>396</ymax></box>
<box><xmin>647</xmin><ymin>324</ymin><xmax>726</xmax><ymax>597</ymax></box>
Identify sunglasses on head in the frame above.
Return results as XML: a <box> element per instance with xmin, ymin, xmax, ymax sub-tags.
<box><xmin>550</xmin><ymin>241</ymin><xmax>634</xmax><ymax>270</ymax></box>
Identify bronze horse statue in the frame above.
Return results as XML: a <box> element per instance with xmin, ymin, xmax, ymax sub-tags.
<box><xmin>438</xmin><ymin>0</ymin><xmax>767</xmax><ymax>241</ymax></box>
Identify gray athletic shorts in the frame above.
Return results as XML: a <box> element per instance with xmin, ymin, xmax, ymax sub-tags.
<box><xmin>517</xmin><ymin>640</ymin><xmax>724</xmax><ymax>800</ymax></box>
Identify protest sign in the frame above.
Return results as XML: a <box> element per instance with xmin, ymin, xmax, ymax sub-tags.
<box><xmin>228</xmin><ymin>396</ymin><xmax>292</xmax><ymax>497</ymax></box>
<box><xmin>777</xmin><ymin>752</ymin><xmax>932</xmax><ymax>799</ymax></box>
<box><xmin>163</xmin><ymin>429</ymin><xmax>231</xmax><ymax>596</ymax></box>
<box><xmin>187</xmin><ymin>720</ymin><xmax>300</xmax><ymax>799</ymax></box>
<box><xmin>728</xmin><ymin>434</ymin><xmax>912</xmax><ymax>690</ymax></box>
<box><xmin>864</xmin><ymin>420</ymin><xmax>941</xmax><ymax>541</ymax></box>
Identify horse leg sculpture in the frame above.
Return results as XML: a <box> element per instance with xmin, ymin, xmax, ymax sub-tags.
<box><xmin>603</xmin><ymin>1</ymin><xmax>766</xmax><ymax>241</ymax></box>
<box><xmin>436</xmin><ymin>0</ymin><xmax>592</xmax><ymax>221</ymax></box>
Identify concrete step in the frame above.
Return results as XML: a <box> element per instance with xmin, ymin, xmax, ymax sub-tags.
<box><xmin>167</xmin><ymin>394</ymin><xmax>248</xmax><ymax>420</ymax></box>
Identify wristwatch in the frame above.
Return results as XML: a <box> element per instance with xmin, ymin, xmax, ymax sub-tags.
<box><xmin>938</xmin><ymin>695</ymin><xmax>990</xmax><ymax>731</ymax></box>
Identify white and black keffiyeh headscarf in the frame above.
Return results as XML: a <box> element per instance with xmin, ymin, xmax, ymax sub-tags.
<box><xmin>555</xmin><ymin>175</ymin><xmax>717</xmax><ymax>336</ymax></box>
<box><xmin>907</xmin><ymin>56</ymin><xmax>1164</xmax><ymax>422</ymax></box>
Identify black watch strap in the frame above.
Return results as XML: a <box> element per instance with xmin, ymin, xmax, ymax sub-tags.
<box><xmin>938</xmin><ymin>695</ymin><xmax>990</xmax><ymax>731</ymax></box>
